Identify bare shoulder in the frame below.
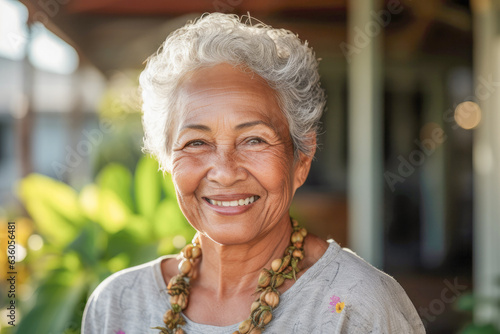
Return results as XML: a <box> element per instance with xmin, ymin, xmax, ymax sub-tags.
<box><xmin>302</xmin><ymin>233</ymin><xmax>329</xmax><ymax>270</ymax></box>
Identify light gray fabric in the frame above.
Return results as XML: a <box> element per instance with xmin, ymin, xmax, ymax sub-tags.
<box><xmin>82</xmin><ymin>240</ymin><xmax>425</xmax><ymax>333</ymax></box>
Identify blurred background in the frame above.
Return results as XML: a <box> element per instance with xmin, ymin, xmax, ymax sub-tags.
<box><xmin>0</xmin><ymin>0</ymin><xmax>499</xmax><ymax>333</ymax></box>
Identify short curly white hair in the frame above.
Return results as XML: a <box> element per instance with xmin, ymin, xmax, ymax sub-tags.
<box><xmin>139</xmin><ymin>12</ymin><xmax>326</xmax><ymax>171</ymax></box>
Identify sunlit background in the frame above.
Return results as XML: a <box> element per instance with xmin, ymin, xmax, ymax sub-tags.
<box><xmin>0</xmin><ymin>0</ymin><xmax>499</xmax><ymax>333</ymax></box>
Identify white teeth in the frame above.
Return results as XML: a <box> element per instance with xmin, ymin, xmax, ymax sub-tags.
<box><xmin>208</xmin><ymin>196</ymin><xmax>257</xmax><ymax>207</ymax></box>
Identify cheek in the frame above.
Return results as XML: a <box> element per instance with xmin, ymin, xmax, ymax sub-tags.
<box><xmin>170</xmin><ymin>154</ymin><xmax>206</xmax><ymax>196</ymax></box>
<box><xmin>244</xmin><ymin>147</ymin><xmax>295</xmax><ymax>191</ymax></box>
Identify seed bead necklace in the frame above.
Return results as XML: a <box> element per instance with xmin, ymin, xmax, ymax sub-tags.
<box><xmin>153</xmin><ymin>218</ymin><xmax>307</xmax><ymax>334</ymax></box>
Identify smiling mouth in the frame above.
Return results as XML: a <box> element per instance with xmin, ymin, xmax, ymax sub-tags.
<box><xmin>204</xmin><ymin>195</ymin><xmax>260</xmax><ymax>207</ymax></box>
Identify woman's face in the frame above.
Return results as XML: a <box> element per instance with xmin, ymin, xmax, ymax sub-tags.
<box><xmin>168</xmin><ymin>63</ymin><xmax>313</xmax><ymax>245</ymax></box>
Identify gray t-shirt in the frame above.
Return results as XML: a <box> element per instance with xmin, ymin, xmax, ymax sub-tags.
<box><xmin>82</xmin><ymin>240</ymin><xmax>425</xmax><ymax>333</ymax></box>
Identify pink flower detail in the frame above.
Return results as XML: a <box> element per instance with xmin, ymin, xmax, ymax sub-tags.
<box><xmin>329</xmin><ymin>295</ymin><xmax>341</xmax><ymax>313</ymax></box>
<box><xmin>116</xmin><ymin>331</ymin><xmax>126</xmax><ymax>334</ymax></box>
<box><xmin>329</xmin><ymin>295</ymin><xmax>340</xmax><ymax>306</ymax></box>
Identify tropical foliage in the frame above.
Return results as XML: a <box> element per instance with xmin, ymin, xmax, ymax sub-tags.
<box><xmin>456</xmin><ymin>290</ymin><xmax>500</xmax><ymax>334</ymax></box>
<box><xmin>12</xmin><ymin>156</ymin><xmax>195</xmax><ymax>334</ymax></box>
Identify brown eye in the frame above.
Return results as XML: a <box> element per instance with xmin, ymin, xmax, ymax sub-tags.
<box><xmin>247</xmin><ymin>137</ymin><xmax>265</xmax><ymax>145</ymax></box>
<box><xmin>186</xmin><ymin>140</ymin><xmax>205</xmax><ymax>147</ymax></box>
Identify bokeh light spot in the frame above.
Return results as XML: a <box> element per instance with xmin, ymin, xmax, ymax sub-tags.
<box><xmin>173</xmin><ymin>235</ymin><xmax>187</xmax><ymax>249</ymax></box>
<box><xmin>28</xmin><ymin>234</ymin><xmax>44</xmax><ymax>251</ymax></box>
<box><xmin>454</xmin><ymin>101</ymin><xmax>481</xmax><ymax>130</ymax></box>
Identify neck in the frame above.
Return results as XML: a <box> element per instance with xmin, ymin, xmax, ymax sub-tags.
<box><xmin>195</xmin><ymin>216</ymin><xmax>293</xmax><ymax>300</ymax></box>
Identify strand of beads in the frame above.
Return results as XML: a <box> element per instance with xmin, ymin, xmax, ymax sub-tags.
<box><xmin>153</xmin><ymin>237</ymin><xmax>202</xmax><ymax>334</ymax></box>
<box><xmin>153</xmin><ymin>219</ymin><xmax>307</xmax><ymax>334</ymax></box>
<box><xmin>232</xmin><ymin>219</ymin><xmax>307</xmax><ymax>334</ymax></box>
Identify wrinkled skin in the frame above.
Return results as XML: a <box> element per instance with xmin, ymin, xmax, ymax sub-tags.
<box><xmin>161</xmin><ymin>63</ymin><xmax>328</xmax><ymax>326</ymax></box>
<box><xmin>168</xmin><ymin>63</ymin><xmax>311</xmax><ymax>246</ymax></box>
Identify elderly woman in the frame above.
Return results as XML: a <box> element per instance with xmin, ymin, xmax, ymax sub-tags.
<box><xmin>82</xmin><ymin>13</ymin><xmax>424</xmax><ymax>334</ymax></box>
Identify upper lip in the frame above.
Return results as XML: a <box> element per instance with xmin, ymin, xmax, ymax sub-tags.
<box><xmin>202</xmin><ymin>194</ymin><xmax>259</xmax><ymax>201</ymax></box>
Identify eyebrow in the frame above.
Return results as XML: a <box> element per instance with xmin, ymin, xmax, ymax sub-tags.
<box><xmin>235</xmin><ymin>120</ymin><xmax>276</xmax><ymax>131</ymax></box>
<box><xmin>181</xmin><ymin>120</ymin><xmax>277</xmax><ymax>133</ymax></box>
<box><xmin>181</xmin><ymin>124</ymin><xmax>211</xmax><ymax>131</ymax></box>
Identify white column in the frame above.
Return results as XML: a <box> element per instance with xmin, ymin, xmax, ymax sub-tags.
<box><xmin>347</xmin><ymin>0</ymin><xmax>384</xmax><ymax>267</ymax></box>
<box><xmin>472</xmin><ymin>0</ymin><xmax>500</xmax><ymax>327</ymax></box>
<box><xmin>420</xmin><ymin>72</ymin><xmax>446</xmax><ymax>268</ymax></box>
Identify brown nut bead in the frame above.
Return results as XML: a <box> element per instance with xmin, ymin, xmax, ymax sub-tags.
<box><xmin>191</xmin><ymin>245</ymin><xmax>202</xmax><ymax>259</ymax></box>
<box><xmin>292</xmin><ymin>249</ymin><xmax>304</xmax><ymax>260</ymax></box>
<box><xmin>163</xmin><ymin>309</ymin><xmax>174</xmax><ymax>324</ymax></box>
<box><xmin>259</xmin><ymin>287</ymin><xmax>272</xmax><ymax>305</ymax></box>
<box><xmin>277</xmin><ymin>255</ymin><xmax>291</xmax><ymax>273</ymax></box>
<box><xmin>292</xmin><ymin>219</ymin><xmax>299</xmax><ymax>227</ymax></box>
<box><xmin>291</xmin><ymin>231</ymin><xmax>303</xmax><ymax>243</ymax></box>
<box><xmin>264</xmin><ymin>291</ymin><xmax>280</xmax><ymax>308</ymax></box>
<box><xmin>251</xmin><ymin>305</ymin><xmax>263</xmax><ymax>324</ymax></box>
<box><xmin>299</xmin><ymin>227</ymin><xmax>307</xmax><ymax>237</ymax></box>
<box><xmin>189</xmin><ymin>265</ymin><xmax>198</xmax><ymax>280</ymax></box>
<box><xmin>257</xmin><ymin>269</ymin><xmax>271</xmax><ymax>288</ymax></box>
<box><xmin>181</xmin><ymin>244</ymin><xmax>193</xmax><ymax>258</ymax></box>
<box><xmin>174</xmin><ymin>328</ymin><xmax>185</xmax><ymax>334</ymax></box>
<box><xmin>251</xmin><ymin>300</ymin><xmax>261</xmax><ymax>312</ymax></box>
<box><xmin>238</xmin><ymin>319</ymin><xmax>252</xmax><ymax>334</ymax></box>
<box><xmin>271</xmin><ymin>258</ymin><xmax>282</xmax><ymax>272</ymax></box>
<box><xmin>273</xmin><ymin>274</ymin><xmax>285</xmax><ymax>288</ymax></box>
<box><xmin>250</xmin><ymin>327</ymin><xmax>262</xmax><ymax>334</ymax></box>
<box><xmin>293</xmin><ymin>242</ymin><xmax>303</xmax><ymax>249</ymax></box>
<box><xmin>167</xmin><ymin>275</ymin><xmax>183</xmax><ymax>290</ymax></box>
<box><xmin>170</xmin><ymin>292</ymin><xmax>188</xmax><ymax>310</ymax></box>
<box><xmin>260</xmin><ymin>310</ymin><xmax>273</xmax><ymax>326</ymax></box>
<box><xmin>178</xmin><ymin>259</ymin><xmax>192</xmax><ymax>275</ymax></box>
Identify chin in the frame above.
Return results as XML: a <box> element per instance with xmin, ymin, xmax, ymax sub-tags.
<box><xmin>201</xmin><ymin>226</ymin><xmax>260</xmax><ymax>246</ymax></box>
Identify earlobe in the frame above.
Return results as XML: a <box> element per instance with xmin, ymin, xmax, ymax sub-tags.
<box><xmin>293</xmin><ymin>135</ymin><xmax>316</xmax><ymax>189</ymax></box>
<box><xmin>294</xmin><ymin>152</ymin><xmax>313</xmax><ymax>187</ymax></box>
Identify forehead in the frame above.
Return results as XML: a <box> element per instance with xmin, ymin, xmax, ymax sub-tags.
<box><xmin>176</xmin><ymin>63</ymin><xmax>287</xmax><ymax>126</ymax></box>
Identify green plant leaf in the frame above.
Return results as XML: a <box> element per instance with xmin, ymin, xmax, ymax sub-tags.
<box><xmin>460</xmin><ymin>323</ymin><xmax>500</xmax><ymax>334</ymax></box>
<box><xmin>17</xmin><ymin>174</ymin><xmax>85</xmax><ymax>246</ymax></box>
<box><xmin>107</xmin><ymin>253</ymin><xmax>130</xmax><ymax>273</ymax></box>
<box><xmin>134</xmin><ymin>155</ymin><xmax>162</xmax><ymax>218</ymax></box>
<box><xmin>153</xmin><ymin>199</ymin><xmax>191</xmax><ymax>238</ymax></box>
<box><xmin>96</xmin><ymin>163</ymin><xmax>134</xmax><ymax>212</ymax></box>
<box><xmin>106</xmin><ymin>229</ymin><xmax>140</xmax><ymax>259</ymax></box>
<box><xmin>456</xmin><ymin>292</ymin><xmax>475</xmax><ymax>312</ymax></box>
<box><xmin>162</xmin><ymin>172</ymin><xmax>177</xmax><ymax>200</ymax></box>
<box><xmin>79</xmin><ymin>184</ymin><xmax>100</xmax><ymax>222</ymax></box>
<box><xmin>129</xmin><ymin>242</ymin><xmax>160</xmax><ymax>266</ymax></box>
<box><xmin>124</xmin><ymin>214</ymin><xmax>152</xmax><ymax>242</ymax></box>
<box><xmin>97</xmin><ymin>189</ymin><xmax>132</xmax><ymax>233</ymax></box>
<box><xmin>15</xmin><ymin>268</ymin><xmax>87</xmax><ymax>334</ymax></box>
<box><xmin>15</xmin><ymin>156</ymin><xmax>195</xmax><ymax>334</ymax></box>
<box><xmin>80</xmin><ymin>185</ymin><xmax>131</xmax><ymax>234</ymax></box>
<box><xmin>66</xmin><ymin>222</ymin><xmax>106</xmax><ymax>268</ymax></box>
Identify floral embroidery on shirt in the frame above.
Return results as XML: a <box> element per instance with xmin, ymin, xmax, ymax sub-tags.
<box><xmin>116</xmin><ymin>331</ymin><xmax>126</xmax><ymax>334</ymax></box>
<box><xmin>329</xmin><ymin>295</ymin><xmax>345</xmax><ymax>313</ymax></box>
<box><xmin>335</xmin><ymin>302</ymin><xmax>345</xmax><ymax>313</ymax></box>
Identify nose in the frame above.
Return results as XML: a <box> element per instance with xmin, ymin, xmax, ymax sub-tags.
<box><xmin>206</xmin><ymin>148</ymin><xmax>247</xmax><ymax>186</ymax></box>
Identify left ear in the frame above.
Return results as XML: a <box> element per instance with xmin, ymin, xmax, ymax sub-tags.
<box><xmin>293</xmin><ymin>134</ymin><xmax>316</xmax><ymax>191</ymax></box>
